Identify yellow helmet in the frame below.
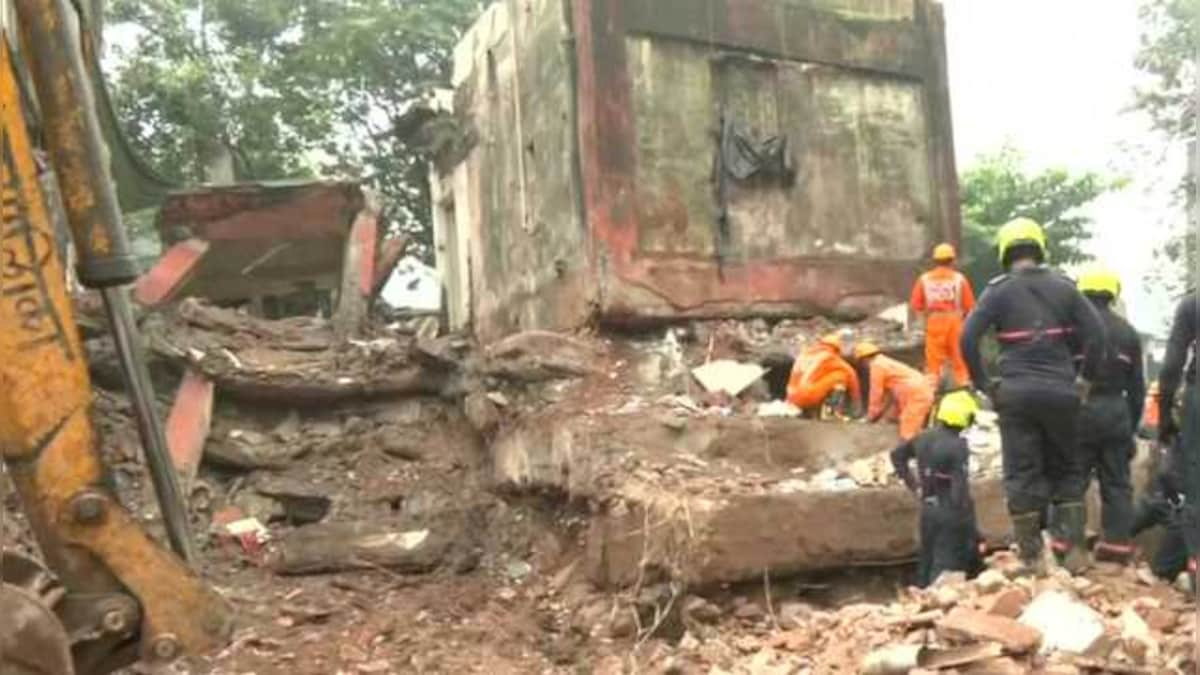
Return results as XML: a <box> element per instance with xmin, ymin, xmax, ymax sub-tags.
<box><xmin>853</xmin><ymin>342</ymin><xmax>881</xmax><ymax>360</ymax></box>
<box><xmin>996</xmin><ymin>217</ymin><xmax>1048</xmax><ymax>266</ymax></box>
<box><xmin>819</xmin><ymin>333</ymin><xmax>842</xmax><ymax>349</ymax></box>
<box><xmin>933</xmin><ymin>243</ymin><xmax>956</xmax><ymax>262</ymax></box>
<box><xmin>936</xmin><ymin>390</ymin><xmax>979</xmax><ymax>429</ymax></box>
<box><xmin>1076</xmin><ymin>263</ymin><xmax>1121</xmax><ymax>299</ymax></box>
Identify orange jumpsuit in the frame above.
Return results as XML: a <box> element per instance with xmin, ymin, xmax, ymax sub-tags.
<box><xmin>911</xmin><ymin>265</ymin><xmax>976</xmax><ymax>388</ymax></box>
<box><xmin>868</xmin><ymin>354</ymin><xmax>934</xmax><ymax>441</ymax></box>
<box><xmin>787</xmin><ymin>343</ymin><xmax>862</xmax><ymax>410</ymax></box>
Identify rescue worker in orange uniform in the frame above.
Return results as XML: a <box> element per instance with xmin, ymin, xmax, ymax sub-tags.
<box><xmin>1140</xmin><ymin>382</ymin><xmax>1161</xmax><ymax>438</ymax></box>
<box><xmin>854</xmin><ymin>342</ymin><xmax>935</xmax><ymax>440</ymax></box>
<box><xmin>787</xmin><ymin>333</ymin><xmax>861</xmax><ymax>418</ymax></box>
<box><xmin>911</xmin><ymin>243</ymin><xmax>976</xmax><ymax>391</ymax></box>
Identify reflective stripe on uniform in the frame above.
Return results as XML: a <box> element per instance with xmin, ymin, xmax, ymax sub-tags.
<box><xmin>996</xmin><ymin>326</ymin><xmax>1074</xmax><ymax>343</ymax></box>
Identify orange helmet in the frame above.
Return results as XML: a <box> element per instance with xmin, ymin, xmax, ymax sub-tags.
<box><xmin>854</xmin><ymin>342</ymin><xmax>881</xmax><ymax>360</ymax></box>
<box><xmin>819</xmin><ymin>333</ymin><xmax>842</xmax><ymax>349</ymax></box>
<box><xmin>933</xmin><ymin>243</ymin><xmax>956</xmax><ymax>262</ymax></box>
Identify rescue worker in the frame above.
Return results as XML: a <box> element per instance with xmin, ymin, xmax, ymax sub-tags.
<box><xmin>1074</xmin><ymin>264</ymin><xmax>1145</xmax><ymax>563</ymax></box>
<box><xmin>786</xmin><ymin>332</ymin><xmax>861</xmax><ymax>418</ymax></box>
<box><xmin>1132</xmin><ymin>441</ymin><xmax>1191</xmax><ymax>582</ymax></box>
<box><xmin>1140</xmin><ymin>382</ymin><xmax>1160</xmax><ymax>439</ymax></box>
<box><xmin>911</xmin><ymin>243</ymin><xmax>976</xmax><ymax>390</ymax></box>
<box><xmin>959</xmin><ymin>218</ymin><xmax>1104</xmax><ymax>575</ymax></box>
<box><xmin>1157</xmin><ymin>290</ymin><xmax>1198</xmax><ymax>582</ymax></box>
<box><xmin>891</xmin><ymin>390</ymin><xmax>984</xmax><ymax>586</ymax></box>
<box><xmin>854</xmin><ymin>342</ymin><xmax>934</xmax><ymax>441</ymax></box>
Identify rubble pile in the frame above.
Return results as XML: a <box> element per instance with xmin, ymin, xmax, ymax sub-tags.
<box><xmin>138</xmin><ymin>299</ymin><xmax>449</xmax><ymax>402</ymax></box>
<box><xmin>3</xmin><ymin>296</ymin><xmax>1192</xmax><ymax>672</ymax></box>
<box><xmin>608</xmin><ymin>555</ymin><xmax>1198</xmax><ymax>674</ymax></box>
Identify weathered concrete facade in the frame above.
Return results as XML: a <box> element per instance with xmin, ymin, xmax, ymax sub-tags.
<box><xmin>437</xmin><ymin>0</ymin><xmax>960</xmax><ymax>339</ymax></box>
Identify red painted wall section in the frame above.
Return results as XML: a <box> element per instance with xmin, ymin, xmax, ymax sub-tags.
<box><xmin>166</xmin><ymin>369</ymin><xmax>215</xmax><ymax>484</ymax></box>
<box><xmin>572</xmin><ymin>0</ymin><xmax>639</xmax><ymax>269</ymax></box>
<box><xmin>134</xmin><ymin>238</ymin><xmax>210</xmax><ymax>307</ymax></box>
<box><xmin>351</xmin><ymin>210</ymin><xmax>379</xmax><ymax>297</ymax></box>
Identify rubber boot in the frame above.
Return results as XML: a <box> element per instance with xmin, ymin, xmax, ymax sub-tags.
<box><xmin>1011</xmin><ymin>511</ymin><xmax>1046</xmax><ymax>577</ymax></box>
<box><xmin>1050</xmin><ymin>501</ymin><xmax>1090</xmax><ymax>575</ymax></box>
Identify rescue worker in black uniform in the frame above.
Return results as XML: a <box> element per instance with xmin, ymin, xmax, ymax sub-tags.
<box><xmin>1132</xmin><ymin>440</ymin><xmax>1192</xmax><ymax>581</ymax></box>
<box><xmin>1074</xmin><ymin>265</ymin><xmax>1145</xmax><ymax>563</ymax></box>
<box><xmin>1157</xmin><ymin>291</ymin><xmax>1199</xmax><ymax>581</ymax></box>
<box><xmin>960</xmin><ymin>218</ymin><xmax>1104</xmax><ymax>575</ymax></box>
<box><xmin>891</xmin><ymin>390</ymin><xmax>983</xmax><ymax>587</ymax></box>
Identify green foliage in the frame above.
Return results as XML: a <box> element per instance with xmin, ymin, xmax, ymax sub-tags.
<box><xmin>1134</xmin><ymin>0</ymin><xmax>1198</xmax><ymax>287</ymax></box>
<box><xmin>1134</xmin><ymin>0</ymin><xmax>1198</xmax><ymax>139</ymax></box>
<box><xmin>959</xmin><ymin>147</ymin><xmax>1119</xmax><ymax>292</ymax></box>
<box><xmin>105</xmin><ymin>0</ymin><xmax>480</xmax><ymax>258</ymax></box>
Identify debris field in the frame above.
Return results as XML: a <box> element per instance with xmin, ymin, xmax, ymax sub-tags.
<box><xmin>1</xmin><ymin>299</ymin><xmax>1193</xmax><ymax>674</ymax></box>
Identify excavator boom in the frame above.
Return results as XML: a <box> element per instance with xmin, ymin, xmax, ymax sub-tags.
<box><xmin>0</xmin><ymin>1</ymin><xmax>232</xmax><ymax>673</ymax></box>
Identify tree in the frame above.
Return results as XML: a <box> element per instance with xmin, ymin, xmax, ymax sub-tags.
<box><xmin>105</xmin><ymin>0</ymin><xmax>480</xmax><ymax>259</ymax></box>
<box><xmin>1133</xmin><ymin>0</ymin><xmax>1198</xmax><ymax>288</ymax></box>
<box><xmin>958</xmin><ymin>147</ymin><xmax>1119</xmax><ymax>292</ymax></box>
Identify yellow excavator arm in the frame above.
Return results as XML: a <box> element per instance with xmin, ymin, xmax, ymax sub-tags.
<box><xmin>0</xmin><ymin>1</ymin><xmax>232</xmax><ymax>673</ymax></box>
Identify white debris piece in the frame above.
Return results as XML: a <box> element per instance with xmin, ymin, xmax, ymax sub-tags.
<box><xmin>691</xmin><ymin>360</ymin><xmax>766</xmax><ymax>397</ymax></box>
<box><xmin>757</xmin><ymin>400</ymin><xmax>801</xmax><ymax>417</ymax></box>
<box><xmin>876</xmin><ymin>302</ymin><xmax>909</xmax><ymax>328</ymax></box>
<box><xmin>1019</xmin><ymin>590</ymin><xmax>1106</xmax><ymax>655</ymax></box>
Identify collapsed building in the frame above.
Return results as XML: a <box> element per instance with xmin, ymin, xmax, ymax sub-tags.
<box><xmin>4</xmin><ymin>0</ymin><xmax>1186</xmax><ymax>672</ymax></box>
<box><xmin>426</xmin><ymin>0</ymin><xmax>987</xmax><ymax>589</ymax></box>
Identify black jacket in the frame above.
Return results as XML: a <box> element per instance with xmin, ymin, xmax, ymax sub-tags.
<box><xmin>1159</xmin><ymin>292</ymin><xmax>1198</xmax><ymax>422</ymax></box>
<box><xmin>960</xmin><ymin>266</ymin><xmax>1104</xmax><ymax>392</ymax></box>
<box><xmin>1078</xmin><ymin>298</ymin><xmax>1145</xmax><ymax>424</ymax></box>
<box><xmin>891</xmin><ymin>424</ymin><xmax>971</xmax><ymax>505</ymax></box>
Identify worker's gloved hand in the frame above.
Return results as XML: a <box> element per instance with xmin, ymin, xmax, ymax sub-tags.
<box><xmin>1073</xmin><ymin>376</ymin><xmax>1092</xmax><ymax>404</ymax></box>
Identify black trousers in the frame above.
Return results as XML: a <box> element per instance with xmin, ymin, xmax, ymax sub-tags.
<box><xmin>918</xmin><ymin>498</ymin><xmax>981</xmax><ymax>587</ymax></box>
<box><xmin>1133</xmin><ymin>492</ymin><xmax>1193</xmax><ymax>580</ymax></box>
<box><xmin>1133</xmin><ymin>386</ymin><xmax>1200</xmax><ymax>579</ymax></box>
<box><xmin>995</xmin><ymin>381</ymin><xmax>1085</xmax><ymax>514</ymax></box>
<box><xmin>1079</xmin><ymin>394</ymin><xmax>1135</xmax><ymax>542</ymax></box>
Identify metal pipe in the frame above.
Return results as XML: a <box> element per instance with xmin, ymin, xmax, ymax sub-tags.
<box><xmin>101</xmin><ymin>288</ymin><xmax>195</xmax><ymax>563</ymax></box>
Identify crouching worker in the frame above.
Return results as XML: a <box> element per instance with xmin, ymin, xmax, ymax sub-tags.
<box><xmin>891</xmin><ymin>390</ymin><xmax>983</xmax><ymax>586</ymax></box>
<box><xmin>855</xmin><ymin>342</ymin><xmax>935</xmax><ymax>440</ymax></box>
<box><xmin>787</xmin><ymin>332</ymin><xmax>861</xmax><ymax>419</ymax></box>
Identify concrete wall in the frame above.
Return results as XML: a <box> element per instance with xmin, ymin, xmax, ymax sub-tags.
<box><xmin>440</xmin><ymin>0</ymin><xmax>960</xmax><ymax>340</ymax></box>
<box><xmin>437</xmin><ymin>0</ymin><xmax>592</xmax><ymax>338</ymax></box>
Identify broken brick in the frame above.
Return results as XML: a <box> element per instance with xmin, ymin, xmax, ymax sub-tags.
<box><xmin>937</xmin><ymin>608</ymin><xmax>1042</xmax><ymax>654</ymax></box>
<box><xmin>1138</xmin><ymin>607</ymin><xmax>1178</xmax><ymax>633</ymax></box>
<box><xmin>983</xmin><ymin>587</ymin><xmax>1031</xmax><ymax>619</ymax></box>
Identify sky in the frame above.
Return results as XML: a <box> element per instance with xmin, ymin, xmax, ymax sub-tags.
<box><xmin>942</xmin><ymin>0</ymin><xmax>1187</xmax><ymax>335</ymax></box>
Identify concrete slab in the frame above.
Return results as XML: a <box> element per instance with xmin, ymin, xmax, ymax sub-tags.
<box><xmin>492</xmin><ymin>409</ymin><xmax>1013</xmax><ymax>588</ymax></box>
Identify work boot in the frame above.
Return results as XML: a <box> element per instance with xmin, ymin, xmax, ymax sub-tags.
<box><xmin>1093</xmin><ymin>540</ymin><xmax>1136</xmax><ymax>565</ymax></box>
<box><xmin>1011</xmin><ymin>511</ymin><xmax>1047</xmax><ymax>577</ymax></box>
<box><xmin>1049</xmin><ymin>501</ymin><xmax>1090</xmax><ymax>575</ymax></box>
